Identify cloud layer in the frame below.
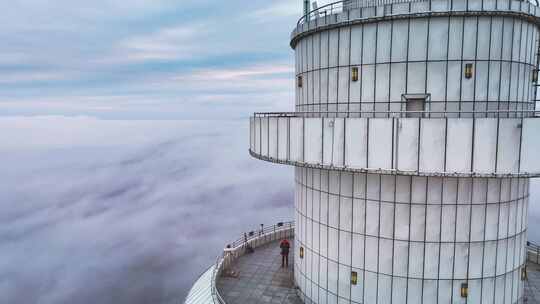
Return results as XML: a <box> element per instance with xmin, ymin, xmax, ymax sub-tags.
<box><xmin>0</xmin><ymin>117</ymin><xmax>293</xmax><ymax>303</ymax></box>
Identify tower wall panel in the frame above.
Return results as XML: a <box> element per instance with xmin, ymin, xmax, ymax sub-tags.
<box><xmin>294</xmin><ymin>14</ymin><xmax>538</xmax><ymax>118</ymax></box>
<box><xmin>294</xmin><ymin>168</ymin><xmax>529</xmax><ymax>303</ymax></box>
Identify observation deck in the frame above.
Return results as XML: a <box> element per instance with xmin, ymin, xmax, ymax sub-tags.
<box><xmin>291</xmin><ymin>0</ymin><xmax>540</xmax><ymax>47</ymax></box>
<box><xmin>215</xmin><ymin>239</ymin><xmax>300</xmax><ymax>304</ymax></box>
<box><xmin>249</xmin><ymin>111</ymin><xmax>540</xmax><ymax>178</ymax></box>
<box><xmin>184</xmin><ymin>223</ymin><xmax>540</xmax><ymax>304</ymax></box>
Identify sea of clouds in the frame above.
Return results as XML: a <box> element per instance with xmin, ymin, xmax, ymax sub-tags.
<box><xmin>0</xmin><ymin>116</ymin><xmax>538</xmax><ymax>304</ymax></box>
<box><xmin>0</xmin><ymin>116</ymin><xmax>293</xmax><ymax>304</ymax></box>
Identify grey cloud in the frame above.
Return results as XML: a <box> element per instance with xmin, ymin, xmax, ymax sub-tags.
<box><xmin>0</xmin><ymin>118</ymin><xmax>293</xmax><ymax>303</ymax></box>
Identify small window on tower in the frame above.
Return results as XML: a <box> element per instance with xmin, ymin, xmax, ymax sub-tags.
<box><xmin>402</xmin><ymin>94</ymin><xmax>430</xmax><ymax>118</ymax></box>
<box><xmin>406</xmin><ymin>98</ymin><xmax>425</xmax><ymax>118</ymax></box>
<box><xmin>297</xmin><ymin>75</ymin><xmax>303</xmax><ymax>88</ymax></box>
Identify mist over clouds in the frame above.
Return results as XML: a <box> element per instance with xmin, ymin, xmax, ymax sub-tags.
<box><xmin>0</xmin><ymin>117</ymin><xmax>293</xmax><ymax>303</ymax></box>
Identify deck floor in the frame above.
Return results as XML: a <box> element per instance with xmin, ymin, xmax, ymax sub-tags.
<box><xmin>216</xmin><ymin>240</ymin><xmax>540</xmax><ymax>304</ymax></box>
<box><xmin>216</xmin><ymin>239</ymin><xmax>302</xmax><ymax>304</ymax></box>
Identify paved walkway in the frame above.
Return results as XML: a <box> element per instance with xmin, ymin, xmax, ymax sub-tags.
<box><xmin>216</xmin><ymin>239</ymin><xmax>302</xmax><ymax>304</ymax></box>
<box><xmin>216</xmin><ymin>242</ymin><xmax>539</xmax><ymax>304</ymax></box>
<box><xmin>526</xmin><ymin>261</ymin><xmax>540</xmax><ymax>304</ymax></box>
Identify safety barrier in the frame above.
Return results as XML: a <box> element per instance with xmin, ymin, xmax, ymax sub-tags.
<box><xmin>210</xmin><ymin>222</ymin><xmax>295</xmax><ymax>304</ymax></box>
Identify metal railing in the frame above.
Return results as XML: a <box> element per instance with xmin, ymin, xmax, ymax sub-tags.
<box><xmin>253</xmin><ymin>109</ymin><xmax>540</xmax><ymax>118</ymax></box>
<box><xmin>297</xmin><ymin>0</ymin><xmax>540</xmax><ymax>26</ymax></box>
<box><xmin>297</xmin><ymin>0</ymin><xmax>420</xmax><ymax>26</ymax></box>
<box><xmin>528</xmin><ymin>241</ymin><xmax>540</xmax><ymax>264</ymax></box>
<box><xmin>199</xmin><ymin>220</ymin><xmax>537</xmax><ymax>304</ymax></box>
<box><xmin>224</xmin><ymin>221</ymin><xmax>294</xmax><ymax>249</ymax></box>
<box><xmin>211</xmin><ymin>256</ymin><xmax>226</xmax><ymax>304</ymax></box>
<box><xmin>209</xmin><ymin>221</ymin><xmax>295</xmax><ymax>304</ymax></box>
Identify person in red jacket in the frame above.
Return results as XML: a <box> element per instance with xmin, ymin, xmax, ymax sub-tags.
<box><xmin>279</xmin><ymin>239</ymin><xmax>290</xmax><ymax>268</ymax></box>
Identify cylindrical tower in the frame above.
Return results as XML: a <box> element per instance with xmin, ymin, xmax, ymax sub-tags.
<box><xmin>250</xmin><ymin>0</ymin><xmax>540</xmax><ymax>303</ymax></box>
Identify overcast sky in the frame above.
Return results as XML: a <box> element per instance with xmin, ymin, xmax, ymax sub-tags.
<box><xmin>0</xmin><ymin>0</ymin><xmax>337</xmax><ymax>119</ymax></box>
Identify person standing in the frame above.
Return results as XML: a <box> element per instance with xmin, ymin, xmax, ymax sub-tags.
<box><xmin>279</xmin><ymin>239</ymin><xmax>290</xmax><ymax>268</ymax></box>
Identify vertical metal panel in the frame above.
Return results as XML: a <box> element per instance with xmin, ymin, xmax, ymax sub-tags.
<box><xmin>290</xmin><ymin>117</ymin><xmax>304</xmax><ymax>162</ymax></box>
<box><xmin>475</xmin><ymin>61</ymin><xmax>489</xmax><ymax>103</ymax></box>
<box><xmin>448</xmin><ymin>17</ymin><xmax>464</xmax><ymax>60</ymax></box>
<box><xmin>328</xmin><ymin>68</ymin><xmax>339</xmax><ymax>106</ymax></box>
<box><xmin>277</xmin><ymin>118</ymin><xmax>288</xmax><ymax>160</ymax></box>
<box><xmin>419</xmin><ymin>119</ymin><xmax>446</xmax><ymax>172</ymax></box>
<box><xmin>345</xmin><ymin>118</ymin><xmax>368</xmax><ymax>168</ymax></box>
<box><xmin>255</xmin><ymin>117</ymin><xmax>261</xmax><ymax>155</ymax></box>
<box><xmin>368</xmin><ymin>119</ymin><xmax>393</xmax><ymax>169</ymax></box>
<box><xmin>377</xmin><ymin>21</ymin><xmax>392</xmax><ymax>63</ymax></box>
<box><xmin>446</xmin><ymin>118</ymin><xmax>473</xmax><ymax>172</ymax></box>
<box><xmin>361</xmin><ymin>65</ymin><xmax>375</xmax><ymax>103</ymax></box>
<box><xmin>339</xmin><ymin>27</ymin><xmax>350</xmax><ymax>67</ymax></box>
<box><xmin>520</xmin><ymin>118</ymin><xmax>540</xmax><ymax>173</ymax></box>
<box><xmin>249</xmin><ymin>117</ymin><xmax>254</xmax><ymax>152</ymax></box>
<box><xmin>394</xmin><ymin>217</ymin><xmax>410</xmax><ymax>251</ymax></box>
<box><xmin>425</xmin><ymin>242</ymin><xmax>440</xmax><ymax>278</ymax></box>
<box><xmin>329</xmin><ymin>29</ymin><xmax>339</xmax><ymax>67</ymax></box>
<box><xmin>268</xmin><ymin>117</ymin><xmax>278</xmax><ymax>159</ymax></box>
<box><xmin>304</xmin><ymin>118</ymin><xmax>323</xmax><ymax>164</ymax></box>
<box><xmin>332</xmin><ymin>118</ymin><xmax>345</xmax><ymax>166</ymax></box>
<box><xmin>407</xmin><ymin>62</ymin><xmax>427</xmax><ymax>94</ymax></box>
<box><xmin>447</xmin><ymin>61</ymin><xmax>462</xmax><ymax>109</ymax></box>
<box><xmin>307</xmin><ymin>35</ymin><xmax>313</xmax><ymax>75</ymax></box>
<box><xmin>463</xmin><ymin>17</ymin><xmax>479</xmax><ymax>61</ymax></box>
<box><xmin>321</xmin><ymin>30</ymin><xmax>329</xmax><ymax>69</ymax></box>
<box><xmin>350</xmin><ymin>25</ymin><xmax>363</xmax><ymax>65</ymax></box>
<box><xmin>428</xmin><ymin>18</ymin><xmax>449</xmax><ymax>60</ymax></box>
<box><xmin>376</xmin><ymin>64</ymin><xmax>391</xmax><ymax>104</ymax></box>
<box><xmin>409</xmin><ymin>18</ymin><xmax>429</xmax><ymax>62</ymax></box>
<box><xmin>496</xmin><ymin>119</ymin><xmax>521</xmax><ymax>173</ymax></box>
<box><xmin>363</xmin><ymin>23</ymin><xmax>377</xmax><ymax>64</ymax></box>
<box><xmin>392</xmin><ymin>19</ymin><xmax>409</xmax><ymax>62</ymax></box>
<box><xmin>338</xmin><ymin>67</ymin><xmax>349</xmax><ymax>104</ymax></box>
<box><xmin>390</xmin><ymin>63</ymin><xmax>407</xmax><ymax>102</ymax></box>
<box><xmin>472</xmin><ymin>119</ymin><xmax>498</xmax><ymax>173</ymax></box>
<box><xmin>407</xmin><ymin>279</ymin><xmax>422</xmax><ymax>304</ymax></box>
<box><xmin>427</xmin><ymin>62</ymin><xmax>447</xmax><ymax>105</ymax></box>
<box><xmin>393</xmin><ymin>277</ymin><xmax>408</xmax><ymax>304</ymax></box>
<box><xmin>323</xmin><ymin>119</ymin><xmax>334</xmax><ymax>165</ymax></box>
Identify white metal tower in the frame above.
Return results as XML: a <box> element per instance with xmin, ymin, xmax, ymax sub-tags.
<box><xmin>250</xmin><ymin>0</ymin><xmax>540</xmax><ymax>303</ymax></box>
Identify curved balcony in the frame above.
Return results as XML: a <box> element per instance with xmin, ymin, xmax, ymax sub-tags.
<box><xmin>185</xmin><ymin>228</ymin><xmax>539</xmax><ymax>304</ymax></box>
<box><xmin>184</xmin><ymin>222</ymin><xmax>295</xmax><ymax>304</ymax></box>
<box><xmin>291</xmin><ymin>0</ymin><xmax>540</xmax><ymax>47</ymax></box>
<box><xmin>249</xmin><ymin>110</ymin><xmax>540</xmax><ymax>177</ymax></box>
